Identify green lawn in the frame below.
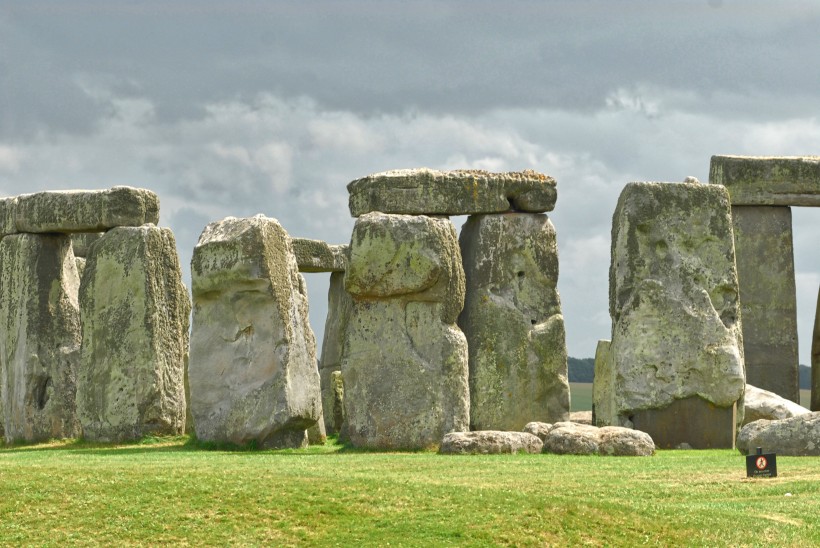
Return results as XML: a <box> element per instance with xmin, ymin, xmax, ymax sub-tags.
<box><xmin>1</xmin><ymin>437</ymin><xmax>819</xmax><ymax>546</ymax></box>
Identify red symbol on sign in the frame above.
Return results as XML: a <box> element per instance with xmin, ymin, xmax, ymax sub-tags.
<box><xmin>756</xmin><ymin>456</ymin><xmax>768</xmax><ymax>470</ymax></box>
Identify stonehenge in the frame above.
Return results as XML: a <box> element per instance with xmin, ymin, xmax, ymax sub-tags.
<box><xmin>2</xmin><ymin>155</ymin><xmax>818</xmax><ymax>455</ymax></box>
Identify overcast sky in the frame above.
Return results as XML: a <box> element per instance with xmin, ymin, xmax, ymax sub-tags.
<box><xmin>2</xmin><ymin>1</ymin><xmax>819</xmax><ymax>364</ymax></box>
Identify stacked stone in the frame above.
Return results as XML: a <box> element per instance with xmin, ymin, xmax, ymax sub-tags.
<box><xmin>343</xmin><ymin>168</ymin><xmax>568</xmax><ymax>448</ymax></box>
<box><xmin>189</xmin><ymin>216</ymin><xmax>323</xmax><ymax>449</ymax></box>
<box><xmin>595</xmin><ymin>182</ymin><xmax>745</xmax><ymax>449</ymax></box>
<box><xmin>709</xmin><ymin>155</ymin><xmax>820</xmax><ymax>404</ymax></box>
<box><xmin>0</xmin><ymin>187</ymin><xmax>190</xmax><ymax>444</ymax></box>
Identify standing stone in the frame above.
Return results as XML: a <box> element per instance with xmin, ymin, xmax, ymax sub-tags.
<box><xmin>76</xmin><ymin>225</ymin><xmax>190</xmax><ymax>442</ymax></box>
<box><xmin>458</xmin><ymin>213</ymin><xmax>569</xmax><ymax>431</ymax></box>
<box><xmin>319</xmin><ymin>272</ymin><xmax>353</xmax><ymax>435</ymax></box>
<box><xmin>731</xmin><ymin>206</ymin><xmax>798</xmax><ymax>402</ymax></box>
<box><xmin>342</xmin><ymin>212</ymin><xmax>469</xmax><ymax>449</ymax></box>
<box><xmin>0</xmin><ymin>197</ymin><xmax>18</xmax><ymax>238</ymax></box>
<box><xmin>592</xmin><ymin>339</ymin><xmax>612</xmax><ymax>426</ymax></box>
<box><xmin>70</xmin><ymin>232</ymin><xmax>104</xmax><ymax>258</ymax></box>
<box><xmin>603</xmin><ymin>182</ymin><xmax>745</xmax><ymax>448</ymax></box>
<box><xmin>0</xmin><ymin>233</ymin><xmax>81</xmax><ymax>443</ymax></box>
<box><xmin>814</xmin><ymin>287</ymin><xmax>820</xmax><ymax>411</ymax></box>
<box><xmin>329</xmin><ymin>370</ymin><xmax>346</xmax><ymax>436</ymax></box>
<box><xmin>189</xmin><ymin>216</ymin><xmax>321</xmax><ymax>449</ymax></box>
<box><xmin>14</xmin><ymin>186</ymin><xmax>160</xmax><ymax>233</ymax></box>
<box><xmin>348</xmin><ymin>169</ymin><xmax>557</xmax><ymax>217</ymax></box>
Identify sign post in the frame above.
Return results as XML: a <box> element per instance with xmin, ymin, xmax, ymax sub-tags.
<box><xmin>746</xmin><ymin>447</ymin><xmax>777</xmax><ymax>478</ymax></box>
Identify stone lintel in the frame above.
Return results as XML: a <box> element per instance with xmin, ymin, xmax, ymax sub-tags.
<box><xmin>291</xmin><ymin>238</ymin><xmax>348</xmax><ymax>272</ymax></box>
<box><xmin>709</xmin><ymin>155</ymin><xmax>820</xmax><ymax>206</ymax></box>
<box><xmin>630</xmin><ymin>397</ymin><xmax>737</xmax><ymax>449</ymax></box>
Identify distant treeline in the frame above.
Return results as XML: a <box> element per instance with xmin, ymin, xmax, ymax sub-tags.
<box><xmin>569</xmin><ymin>358</ymin><xmax>812</xmax><ymax>390</ymax></box>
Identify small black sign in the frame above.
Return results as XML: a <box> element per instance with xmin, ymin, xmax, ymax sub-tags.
<box><xmin>746</xmin><ymin>447</ymin><xmax>777</xmax><ymax>478</ymax></box>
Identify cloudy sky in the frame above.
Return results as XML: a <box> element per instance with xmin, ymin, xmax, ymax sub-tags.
<box><xmin>2</xmin><ymin>1</ymin><xmax>819</xmax><ymax>364</ymax></box>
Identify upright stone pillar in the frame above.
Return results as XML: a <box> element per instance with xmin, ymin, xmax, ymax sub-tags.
<box><xmin>77</xmin><ymin>225</ymin><xmax>190</xmax><ymax>442</ymax></box>
<box><xmin>731</xmin><ymin>206</ymin><xmax>799</xmax><ymax>402</ymax></box>
<box><xmin>341</xmin><ymin>212</ymin><xmax>469</xmax><ymax>449</ymax></box>
<box><xmin>319</xmin><ymin>271</ymin><xmax>353</xmax><ymax>435</ymax></box>
<box><xmin>603</xmin><ymin>182</ymin><xmax>745</xmax><ymax>448</ymax></box>
<box><xmin>189</xmin><ymin>216</ymin><xmax>322</xmax><ymax>449</ymax></box>
<box><xmin>812</xmin><ymin>287</ymin><xmax>820</xmax><ymax>411</ymax></box>
<box><xmin>0</xmin><ymin>233</ymin><xmax>82</xmax><ymax>443</ymax></box>
<box><xmin>458</xmin><ymin>213</ymin><xmax>569</xmax><ymax>430</ymax></box>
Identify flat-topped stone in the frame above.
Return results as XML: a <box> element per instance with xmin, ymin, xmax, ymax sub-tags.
<box><xmin>0</xmin><ymin>197</ymin><xmax>17</xmax><ymax>237</ymax></box>
<box><xmin>709</xmin><ymin>155</ymin><xmax>820</xmax><ymax>206</ymax></box>
<box><xmin>14</xmin><ymin>186</ymin><xmax>160</xmax><ymax>233</ymax></box>
<box><xmin>347</xmin><ymin>168</ymin><xmax>557</xmax><ymax>217</ymax></box>
<box><xmin>291</xmin><ymin>238</ymin><xmax>348</xmax><ymax>272</ymax></box>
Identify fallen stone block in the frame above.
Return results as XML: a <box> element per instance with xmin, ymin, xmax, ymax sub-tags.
<box><xmin>348</xmin><ymin>168</ymin><xmax>557</xmax><ymax>217</ymax></box>
<box><xmin>76</xmin><ymin>225</ymin><xmax>190</xmax><ymax>442</ymax></box>
<box><xmin>737</xmin><ymin>413</ymin><xmax>820</xmax><ymax>456</ymax></box>
<box><xmin>743</xmin><ymin>384</ymin><xmax>809</xmax><ymax>425</ymax></box>
<box><xmin>522</xmin><ymin>421</ymin><xmax>553</xmax><ymax>442</ymax></box>
<box><xmin>439</xmin><ymin>431</ymin><xmax>543</xmax><ymax>454</ymax></box>
<box><xmin>189</xmin><ymin>215</ymin><xmax>321</xmax><ymax>449</ymax></box>
<box><xmin>541</xmin><ymin>422</ymin><xmax>655</xmax><ymax>456</ymax></box>
<box><xmin>291</xmin><ymin>238</ymin><xmax>347</xmax><ymax>272</ymax></box>
<box><xmin>14</xmin><ymin>186</ymin><xmax>159</xmax><ymax>233</ymax></box>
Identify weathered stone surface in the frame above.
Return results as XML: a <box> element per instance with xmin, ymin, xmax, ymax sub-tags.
<box><xmin>342</xmin><ymin>212</ymin><xmax>469</xmax><ymax>449</ymax></box>
<box><xmin>0</xmin><ymin>233</ymin><xmax>81</xmax><ymax>443</ymax></box>
<box><xmin>329</xmin><ymin>370</ymin><xmax>346</xmax><ymax>436</ymax></box>
<box><xmin>189</xmin><ymin>215</ymin><xmax>321</xmax><ymax>448</ymax></box>
<box><xmin>737</xmin><ymin>413</ymin><xmax>820</xmax><ymax>456</ymax></box>
<box><xmin>542</xmin><ymin>422</ymin><xmax>654</xmax><ymax>456</ymax></box>
<box><xmin>14</xmin><ymin>186</ymin><xmax>160</xmax><ymax>233</ymax></box>
<box><xmin>75</xmin><ymin>257</ymin><xmax>86</xmax><ymax>279</ymax></box>
<box><xmin>710</xmin><ymin>155</ymin><xmax>820</xmax><ymax>206</ymax></box>
<box><xmin>319</xmin><ymin>272</ymin><xmax>353</xmax><ymax>435</ymax></box>
<box><xmin>76</xmin><ymin>225</ymin><xmax>190</xmax><ymax>442</ymax></box>
<box><xmin>743</xmin><ymin>384</ymin><xmax>809</xmax><ymax>425</ymax></box>
<box><xmin>732</xmin><ymin>206</ymin><xmax>798</xmax><ymax>402</ymax></box>
<box><xmin>814</xmin><ymin>286</ymin><xmax>820</xmax><ymax>411</ymax></box>
<box><xmin>348</xmin><ymin>168</ymin><xmax>557</xmax><ymax>217</ymax></box>
<box><xmin>0</xmin><ymin>197</ymin><xmax>17</xmax><ymax>237</ymax></box>
<box><xmin>70</xmin><ymin>232</ymin><xmax>104</xmax><ymax>258</ymax></box>
<box><xmin>603</xmin><ymin>182</ymin><xmax>745</xmax><ymax>447</ymax></box>
<box><xmin>458</xmin><ymin>213</ymin><xmax>569</xmax><ymax>431</ymax></box>
<box><xmin>307</xmin><ymin>415</ymin><xmax>326</xmax><ymax>445</ymax></box>
<box><xmin>592</xmin><ymin>339</ymin><xmax>613</xmax><ymax>426</ymax></box>
<box><xmin>439</xmin><ymin>431</ymin><xmax>543</xmax><ymax>454</ymax></box>
<box><xmin>522</xmin><ymin>421</ymin><xmax>553</xmax><ymax>442</ymax></box>
<box><xmin>291</xmin><ymin>238</ymin><xmax>347</xmax><ymax>273</ymax></box>
<box><xmin>570</xmin><ymin>411</ymin><xmax>592</xmax><ymax>425</ymax></box>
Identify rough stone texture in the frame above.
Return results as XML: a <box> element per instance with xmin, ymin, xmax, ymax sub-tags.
<box><xmin>743</xmin><ymin>384</ymin><xmax>809</xmax><ymax>425</ymax></box>
<box><xmin>348</xmin><ymin>168</ymin><xmax>557</xmax><ymax>217</ymax></box>
<box><xmin>814</xmin><ymin>286</ymin><xmax>820</xmax><ymax>411</ymax></box>
<box><xmin>592</xmin><ymin>339</ymin><xmax>613</xmax><ymax>426</ymax></box>
<box><xmin>603</xmin><ymin>182</ymin><xmax>745</xmax><ymax>448</ymax></box>
<box><xmin>458</xmin><ymin>213</ymin><xmax>569</xmax><ymax>431</ymax></box>
<box><xmin>75</xmin><ymin>257</ymin><xmax>86</xmax><ymax>279</ymax></box>
<box><xmin>0</xmin><ymin>233</ymin><xmax>81</xmax><ymax>443</ymax></box>
<box><xmin>522</xmin><ymin>421</ymin><xmax>553</xmax><ymax>442</ymax></box>
<box><xmin>76</xmin><ymin>225</ymin><xmax>190</xmax><ymax>442</ymax></box>
<box><xmin>291</xmin><ymin>238</ymin><xmax>347</xmax><ymax>273</ymax></box>
<box><xmin>341</xmin><ymin>212</ymin><xmax>469</xmax><ymax>449</ymax></box>
<box><xmin>14</xmin><ymin>186</ymin><xmax>160</xmax><ymax>233</ymax></box>
<box><xmin>319</xmin><ymin>272</ymin><xmax>353</xmax><ymax>435</ymax></box>
<box><xmin>570</xmin><ymin>411</ymin><xmax>592</xmax><ymax>425</ymax></box>
<box><xmin>709</xmin><ymin>155</ymin><xmax>820</xmax><ymax>206</ymax></box>
<box><xmin>0</xmin><ymin>197</ymin><xmax>17</xmax><ymax>238</ymax></box>
<box><xmin>70</xmin><ymin>232</ymin><xmax>104</xmax><ymax>258</ymax></box>
<box><xmin>542</xmin><ymin>422</ymin><xmax>654</xmax><ymax>456</ymax></box>
<box><xmin>737</xmin><ymin>413</ymin><xmax>820</xmax><ymax>456</ymax></box>
<box><xmin>731</xmin><ymin>206</ymin><xmax>798</xmax><ymax>402</ymax></box>
<box><xmin>329</xmin><ymin>370</ymin><xmax>346</xmax><ymax>436</ymax></box>
<box><xmin>189</xmin><ymin>215</ymin><xmax>321</xmax><ymax>449</ymax></box>
<box><xmin>307</xmin><ymin>415</ymin><xmax>326</xmax><ymax>445</ymax></box>
<box><xmin>439</xmin><ymin>431</ymin><xmax>543</xmax><ymax>454</ymax></box>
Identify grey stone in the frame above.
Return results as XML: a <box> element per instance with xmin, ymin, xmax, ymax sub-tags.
<box><xmin>814</xmin><ymin>286</ymin><xmax>820</xmax><ymax>411</ymax></box>
<box><xmin>76</xmin><ymin>225</ymin><xmax>190</xmax><ymax>442</ymax></box>
<box><xmin>439</xmin><ymin>431</ymin><xmax>544</xmax><ymax>454</ymax></box>
<box><xmin>737</xmin><ymin>413</ymin><xmax>820</xmax><ymax>456</ymax></box>
<box><xmin>541</xmin><ymin>422</ymin><xmax>654</xmax><ymax>456</ymax></box>
<box><xmin>597</xmin><ymin>427</ymin><xmax>655</xmax><ymax>456</ymax></box>
<box><xmin>341</xmin><ymin>212</ymin><xmax>469</xmax><ymax>449</ymax></box>
<box><xmin>307</xmin><ymin>416</ymin><xmax>326</xmax><ymax>445</ymax></box>
<box><xmin>743</xmin><ymin>384</ymin><xmax>809</xmax><ymax>425</ymax></box>
<box><xmin>732</xmin><ymin>206</ymin><xmax>798</xmax><ymax>402</ymax></box>
<box><xmin>70</xmin><ymin>232</ymin><xmax>104</xmax><ymax>258</ymax></box>
<box><xmin>189</xmin><ymin>215</ymin><xmax>321</xmax><ymax>449</ymax></box>
<box><xmin>14</xmin><ymin>186</ymin><xmax>160</xmax><ymax>233</ymax></box>
<box><xmin>592</xmin><ymin>339</ymin><xmax>613</xmax><ymax>426</ymax></box>
<box><xmin>348</xmin><ymin>168</ymin><xmax>557</xmax><ymax>217</ymax></box>
<box><xmin>522</xmin><ymin>421</ymin><xmax>553</xmax><ymax>442</ymax></box>
<box><xmin>458</xmin><ymin>213</ymin><xmax>569</xmax><ymax>431</ymax></box>
<box><xmin>603</xmin><ymin>182</ymin><xmax>745</xmax><ymax>447</ymax></box>
<box><xmin>319</xmin><ymin>272</ymin><xmax>353</xmax><ymax>435</ymax></box>
<box><xmin>0</xmin><ymin>197</ymin><xmax>17</xmax><ymax>238</ymax></box>
<box><xmin>709</xmin><ymin>155</ymin><xmax>820</xmax><ymax>206</ymax></box>
<box><xmin>0</xmin><ymin>233</ymin><xmax>81</xmax><ymax>443</ymax></box>
<box><xmin>291</xmin><ymin>238</ymin><xmax>347</xmax><ymax>273</ymax></box>
<box><xmin>630</xmin><ymin>396</ymin><xmax>737</xmax><ymax>449</ymax></box>
<box><xmin>75</xmin><ymin>257</ymin><xmax>86</xmax><ymax>279</ymax></box>
<box><xmin>570</xmin><ymin>411</ymin><xmax>593</xmax><ymax>425</ymax></box>
<box><xmin>329</xmin><ymin>370</ymin><xmax>346</xmax><ymax>436</ymax></box>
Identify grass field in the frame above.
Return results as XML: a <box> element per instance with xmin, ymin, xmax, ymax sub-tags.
<box><xmin>2</xmin><ymin>437</ymin><xmax>820</xmax><ymax>546</ymax></box>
